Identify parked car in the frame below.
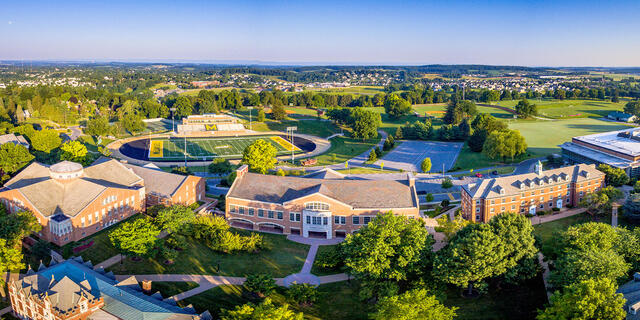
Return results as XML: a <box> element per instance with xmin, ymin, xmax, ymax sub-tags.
<box><xmin>491</xmin><ymin>170</ymin><xmax>498</xmax><ymax>175</ymax></box>
<box><xmin>475</xmin><ymin>173</ymin><xmax>483</xmax><ymax>178</ymax></box>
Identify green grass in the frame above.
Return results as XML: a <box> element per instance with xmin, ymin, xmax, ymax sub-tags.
<box><xmin>496</xmin><ymin>99</ymin><xmax>625</xmax><ymax>119</ymax></box>
<box><xmin>304</xmin><ymin>85</ymin><xmax>385</xmax><ymax>95</ymax></box>
<box><xmin>533</xmin><ymin>212</ymin><xmax>610</xmax><ymax>258</ymax></box>
<box><xmin>153</xmin><ymin>135</ymin><xmax>298</xmax><ymax>160</ymax></box>
<box><xmin>508</xmin><ymin>118</ymin><xmax>631</xmax><ymax>156</ymax></box>
<box><xmin>108</xmin><ymin>231</ymin><xmax>309</xmax><ymax>277</ymax></box>
<box><xmin>249</xmin><ymin>119</ymin><xmax>339</xmax><ymax>138</ymax></box>
<box><xmin>77</xmin><ymin>135</ymin><xmax>115</xmax><ymax>153</ymax></box>
<box><xmin>179</xmin><ymin>282</ymin><xmax>372</xmax><ymax>320</ymax></box>
<box><xmin>150</xmin><ymin>281</ymin><xmax>200</xmax><ymax>298</ymax></box>
<box><xmin>451</xmin><ymin>166</ymin><xmax>515</xmax><ymax>177</ymax></box>
<box><xmin>451</xmin><ymin>143</ymin><xmax>532</xmax><ymax>171</ymax></box>
<box><xmin>314</xmin><ymin>136</ymin><xmax>379</xmax><ymax>165</ymax></box>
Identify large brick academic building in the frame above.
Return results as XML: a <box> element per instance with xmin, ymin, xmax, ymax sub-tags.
<box><xmin>0</xmin><ymin>158</ymin><xmax>205</xmax><ymax>246</ymax></box>
<box><xmin>461</xmin><ymin>162</ymin><xmax>605</xmax><ymax>223</ymax></box>
<box><xmin>225</xmin><ymin>166</ymin><xmax>420</xmax><ymax>239</ymax></box>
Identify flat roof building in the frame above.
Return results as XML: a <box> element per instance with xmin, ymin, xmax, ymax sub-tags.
<box><xmin>0</xmin><ymin>133</ymin><xmax>30</xmax><ymax>148</ymax></box>
<box><xmin>561</xmin><ymin>127</ymin><xmax>640</xmax><ymax>178</ymax></box>
<box><xmin>226</xmin><ymin>166</ymin><xmax>420</xmax><ymax>239</ymax></box>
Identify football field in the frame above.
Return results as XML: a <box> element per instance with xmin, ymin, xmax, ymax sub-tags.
<box><xmin>149</xmin><ymin>135</ymin><xmax>301</xmax><ymax>160</ymax></box>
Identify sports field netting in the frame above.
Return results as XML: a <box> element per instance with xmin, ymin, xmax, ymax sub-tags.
<box><xmin>149</xmin><ymin>135</ymin><xmax>302</xmax><ymax>160</ymax></box>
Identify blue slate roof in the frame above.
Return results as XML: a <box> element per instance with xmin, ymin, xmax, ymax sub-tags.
<box><xmin>37</xmin><ymin>260</ymin><xmax>199</xmax><ymax>320</ymax></box>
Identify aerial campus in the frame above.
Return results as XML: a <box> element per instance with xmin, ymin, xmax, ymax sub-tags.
<box><xmin>2</xmin><ymin>2</ymin><xmax>640</xmax><ymax>320</ymax></box>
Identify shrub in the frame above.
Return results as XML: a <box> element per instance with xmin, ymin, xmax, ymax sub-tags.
<box><xmin>314</xmin><ymin>246</ymin><xmax>343</xmax><ymax>270</ymax></box>
<box><xmin>276</xmin><ymin>168</ymin><xmax>286</xmax><ymax>176</ymax></box>
<box><xmin>441</xmin><ymin>177</ymin><xmax>453</xmax><ymax>189</ymax></box>
<box><xmin>525</xmin><ymin>213</ymin><xmax>535</xmax><ymax>218</ymax></box>
<box><xmin>441</xmin><ymin>199</ymin><xmax>450</xmax><ymax>207</ymax></box>
<box><xmin>244</xmin><ymin>273</ymin><xmax>276</xmax><ymax>297</ymax></box>
<box><xmin>287</xmin><ymin>283</ymin><xmax>319</xmax><ymax>305</ymax></box>
<box><xmin>159</xmin><ymin>245</ymin><xmax>179</xmax><ymax>262</ymax></box>
<box><xmin>552</xmin><ymin>207</ymin><xmax>560</xmax><ymax>212</ymax></box>
<box><xmin>425</xmin><ymin>193</ymin><xmax>434</xmax><ymax>202</ymax></box>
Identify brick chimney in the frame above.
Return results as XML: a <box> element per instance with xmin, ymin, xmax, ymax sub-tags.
<box><xmin>236</xmin><ymin>164</ymin><xmax>249</xmax><ymax>180</ymax></box>
<box><xmin>141</xmin><ymin>280</ymin><xmax>152</xmax><ymax>294</ymax></box>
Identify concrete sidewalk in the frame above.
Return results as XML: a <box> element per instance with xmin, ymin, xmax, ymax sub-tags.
<box><xmin>0</xmin><ymin>306</ymin><xmax>12</xmax><ymax>317</ymax></box>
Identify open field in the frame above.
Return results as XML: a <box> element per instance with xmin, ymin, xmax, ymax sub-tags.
<box><xmin>249</xmin><ymin>119</ymin><xmax>339</xmax><ymax>138</ymax></box>
<box><xmin>314</xmin><ymin>135</ymin><xmax>379</xmax><ymax>165</ymax></box>
<box><xmin>508</xmin><ymin>118</ymin><xmax>631</xmax><ymax>156</ymax></box>
<box><xmin>149</xmin><ymin>135</ymin><xmax>300</xmax><ymax>160</ymax></box>
<box><xmin>107</xmin><ymin>230</ymin><xmax>309</xmax><ymax>277</ymax></box>
<box><xmin>496</xmin><ymin>99</ymin><xmax>625</xmax><ymax>119</ymax></box>
<box><xmin>303</xmin><ymin>85</ymin><xmax>385</xmax><ymax>95</ymax></box>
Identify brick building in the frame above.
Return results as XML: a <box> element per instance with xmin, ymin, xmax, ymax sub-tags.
<box><xmin>0</xmin><ymin>158</ymin><xmax>205</xmax><ymax>246</ymax></box>
<box><xmin>461</xmin><ymin>162</ymin><xmax>605</xmax><ymax>223</ymax></box>
<box><xmin>226</xmin><ymin>166</ymin><xmax>420</xmax><ymax>239</ymax></box>
<box><xmin>9</xmin><ymin>259</ymin><xmax>208</xmax><ymax>319</ymax></box>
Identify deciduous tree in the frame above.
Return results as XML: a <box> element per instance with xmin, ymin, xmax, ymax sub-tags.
<box><xmin>421</xmin><ymin>158</ymin><xmax>432</xmax><ymax>172</ymax></box>
<box><xmin>370</xmin><ymin>288</ymin><xmax>457</xmax><ymax>320</ymax></box>
<box><xmin>109</xmin><ymin>217</ymin><xmax>160</xmax><ymax>257</ymax></box>
<box><xmin>242</xmin><ymin>139</ymin><xmax>277</xmax><ymax>174</ymax></box>
<box><xmin>0</xmin><ymin>143</ymin><xmax>33</xmax><ymax>176</ymax></box>
<box><xmin>221</xmin><ymin>298</ymin><xmax>303</xmax><ymax>320</ymax></box>
<box><xmin>537</xmin><ymin>278</ymin><xmax>626</xmax><ymax>320</ymax></box>
<box><xmin>31</xmin><ymin>129</ymin><xmax>61</xmax><ymax>154</ymax></box>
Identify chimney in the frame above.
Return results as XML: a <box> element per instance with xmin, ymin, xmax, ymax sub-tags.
<box><xmin>141</xmin><ymin>280</ymin><xmax>152</xmax><ymax>294</ymax></box>
<box><xmin>235</xmin><ymin>165</ymin><xmax>249</xmax><ymax>180</ymax></box>
<box><xmin>407</xmin><ymin>173</ymin><xmax>415</xmax><ymax>188</ymax></box>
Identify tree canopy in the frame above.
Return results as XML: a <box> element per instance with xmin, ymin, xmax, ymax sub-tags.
<box><xmin>31</xmin><ymin>129</ymin><xmax>62</xmax><ymax>153</ymax></box>
<box><xmin>370</xmin><ymin>288</ymin><xmax>457</xmax><ymax>320</ymax></box>
<box><xmin>421</xmin><ymin>158</ymin><xmax>432</xmax><ymax>172</ymax></box>
<box><xmin>109</xmin><ymin>217</ymin><xmax>160</xmax><ymax>257</ymax></box>
<box><xmin>384</xmin><ymin>94</ymin><xmax>412</xmax><ymax>118</ymax></box>
<box><xmin>59</xmin><ymin>141</ymin><xmax>89</xmax><ymax>165</ymax></box>
<box><xmin>0</xmin><ymin>238</ymin><xmax>24</xmax><ymax>286</ymax></box>
<box><xmin>341</xmin><ymin>212</ymin><xmax>432</xmax><ymax>281</ymax></box>
<box><xmin>0</xmin><ymin>143</ymin><xmax>33</xmax><ymax>176</ymax></box>
<box><xmin>597</xmin><ymin>164</ymin><xmax>629</xmax><ymax>187</ymax></box>
<box><xmin>242</xmin><ymin>139</ymin><xmax>277</xmax><ymax>174</ymax></box>
<box><xmin>443</xmin><ymin>100</ymin><xmax>477</xmax><ymax>124</ymax></box>
<box><xmin>350</xmin><ymin>107</ymin><xmax>381</xmax><ymax>140</ymax></box>
<box><xmin>515</xmin><ymin>99</ymin><xmax>538</xmax><ymax>118</ymax></box>
<box><xmin>220</xmin><ymin>298</ymin><xmax>304</xmax><ymax>320</ymax></box>
<box><xmin>482</xmin><ymin>129</ymin><xmax>527</xmax><ymax>161</ymax></box>
<box><xmin>538</xmin><ymin>278</ymin><xmax>626</xmax><ymax>320</ymax></box>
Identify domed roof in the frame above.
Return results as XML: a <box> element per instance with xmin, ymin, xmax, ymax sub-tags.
<box><xmin>50</xmin><ymin>161</ymin><xmax>83</xmax><ymax>174</ymax></box>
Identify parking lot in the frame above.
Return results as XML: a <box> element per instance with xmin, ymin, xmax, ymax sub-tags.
<box><xmin>376</xmin><ymin>140</ymin><xmax>463</xmax><ymax>172</ymax></box>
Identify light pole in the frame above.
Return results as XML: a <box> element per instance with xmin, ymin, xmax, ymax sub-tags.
<box><xmin>286</xmin><ymin>126</ymin><xmax>297</xmax><ymax>164</ymax></box>
<box><xmin>170</xmin><ymin>107</ymin><xmax>177</xmax><ymax>134</ymax></box>
<box><xmin>247</xmin><ymin>107</ymin><xmax>254</xmax><ymax>130</ymax></box>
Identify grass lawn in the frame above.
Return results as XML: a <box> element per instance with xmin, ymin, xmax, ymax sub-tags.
<box><xmin>533</xmin><ymin>212</ymin><xmax>610</xmax><ymax>258</ymax></box>
<box><xmin>314</xmin><ymin>136</ymin><xmax>379</xmax><ymax>165</ymax></box>
<box><xmin>108</xmin><ymin>231</ymin><xmax>309</xmax><ymax>277</ymax></box>
<box><xmin>509</xmin><ymin>118</ymin><xmax>631</xmax><ymax>156</ymax></box>
<box><xmin>304</xmin><ymin>85</ymin><xmax>385</xmax><ymax>95</ymax></box>
<box><xmin>77</xmin><ymin>135</ymin><xmax>115</xmax><ymax>153</ymax></box>
<box><xmin>496</xmin><ymin>99</ymin><xmax>625</xmax><ymax>119</ymax></box>
<box><xmin>451</xmin><ymin>143</ymin><xmax>532</xmax><ymax>172</ymax></box>
<box><xmin>179</xmin><ymin>282</ymin><xmax>372</xmax><ymax>320</ymax></box>
<box><xmin>451</xmin><ymin>166</ymin><xmax>515</xmax><ymax>177</ymax></box>
<box><xmin>149</xmin><ymin>281</ymin><xmax>199</xmax><ymax>298</ymax></box>
<box><xmin>250</xmin><ymin>119</ymin><xmax>339</xmax><ymax>138</ymax></box>
<box><xmin>443</xmin><ymin>275</ymin><xmax>548</xmax><ymax>320</ymax></box>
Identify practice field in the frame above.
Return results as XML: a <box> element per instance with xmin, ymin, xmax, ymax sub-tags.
<box><xmin>509</xmin><ymin>118</ymin><xmax>632</xmax><ymax>156</ymax></box>
<box><xmin>376</xmin><ymin>140</ymin><xmax>463</xmax><ymax>172</ymax></box>
<box><xmin>149</xmin><ymin>135</ymin><xmax>301</xmax><ymax>160</ymax></box>
<box><xmin>496</xmin><ymin>99</ymin><xmax>624</xmax><ymax>119</ymax></box>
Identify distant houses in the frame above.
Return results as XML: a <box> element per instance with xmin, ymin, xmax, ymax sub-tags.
<box><xmin>607</xmin><ymin>111</ymin><xmax>637</xmax><ymax>123</ymax></box>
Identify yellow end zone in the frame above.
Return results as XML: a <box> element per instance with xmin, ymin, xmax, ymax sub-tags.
<box><xmin>149</xmin><ymin>140</ymin><xmax>164</xmax><ymax>158</ymax></box>
<box><xmin>271</xmin><ymin>136</ymin><xmax>300</xmax><ymax>152</ymax></box>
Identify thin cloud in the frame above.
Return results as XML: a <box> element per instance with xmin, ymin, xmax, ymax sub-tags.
<box><xmin>7</xmin><ymin>21</ymin><xmax>13</xmax><ymax>25</ymax></box>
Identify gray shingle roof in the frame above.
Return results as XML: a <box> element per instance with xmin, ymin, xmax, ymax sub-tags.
<box><xmin>122</xmin><ymin>163</ymin><xmax>188</xmax><ymax>197</ymax></box>
<box><xmin>461</xmin><ymin>164</ymin><xmax>604</xmax><ymax>199</ymax></box>
<box><xmin>3</xmin><ymin>159</ymin><xmax>143</xmax><ymax>217</ymax></box>
<box><xmin>228</xmin><ymin>172</ymin><xmax>417</xmax><ymax>209</ymax></box>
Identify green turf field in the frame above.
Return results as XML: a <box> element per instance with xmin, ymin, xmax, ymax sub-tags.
<box><xmin>496</xmin><ymin>99</ymin><xmax>625</xmax><ymax>119</ymax></box>
<box><xmin>150</xmin><ymin>135</ymin><xmax>300</xmax><ymax>160</ymax></box>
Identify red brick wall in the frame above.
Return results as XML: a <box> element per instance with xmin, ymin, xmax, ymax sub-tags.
<box><xmin>169</xmin><ymin>175</ymin><xmax>206</xmax><ymax>206</ymax></box>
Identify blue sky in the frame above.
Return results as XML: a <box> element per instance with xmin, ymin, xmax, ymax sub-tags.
<box><xmin>1</xmin><ymin>0</ymin><xmax>639</xmax><ymax>66</ymax></box>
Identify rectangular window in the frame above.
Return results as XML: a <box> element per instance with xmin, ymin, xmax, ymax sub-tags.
<box><xmin>248</xmin><ymin>208</ymin><xmax>254</xmax><ymax>216</ymax></box>
<box><xmin>259</xmin><ymin>209</ymin><xmax>265</xmax><ymax>217</ymax></box>
<box><xmin>540</xmin><ymin>204</ymin><xmax>544</xmax><ymax>209</ymax></box>
<box><xmin>239</xmin><ymin>207</ymin><xmax>245</xmax><ymax>215</ymax></box>
<box><xmin>322</xmin><ymin>217</ymin><xmax>328</xmax><ymax>225</ymax></box>
<box><xmin>334</xmin><ymin>216</ymin><xmax>346</xmax><ymax>224</ymax></box>
<box><xmin>277</xmin><ymin>212</ymin><xmax>283</xmax><ymax>220</ymax></box>
<box><xmin>490</xmin><ymin>208</ymin><xmax>495</xmax><ymax>213</ymax></box>
<box><xmin>511</xmin><ymin>205</ymin><xmax>515</xmax><ymax>210</ymax></box>
<box><xmin>502</xmin><ymin>198</ymin><xmax>506</xmax><ymax>203</ymax></box>
<box><xmin>268</xmin><ymin>211</ymin><xmax>274</xmax><ymax>219</ymax></box>
<box><xmin>230</xmin><ymin>205</ymin><xmax>237</xmax><ymax>213</ymax></box>
<box><xmin>501</xmin><ymin>207</ymin><xmax>505</xmax><ymax>212</ymax></box>
<box><xmin>81</xmin><ymin>217</ymin><xmax>85</xmax><ymax>227</ymax></box>
<box><xmin>95</xmin><ymin>212</ymin><xmax>99</xmax><ymax>221</ymax></box>
<box><xmin>491</xmin><ymin>200</ymin><xmax>495</xmax><ymax>204</ymax></box>
<box><xmin>289</xmin><ymin>212</ymin><xmax>294</xmax><ymax>221</ymax></box>
<box><xmin>363</xmin><ymin>217</ymin><xmax>371</xmax><ymax>225</ymax></box>
<box><xmin>512</xmin><ymin>197</ymin><xmax>516</xmax><ymax>202</ymax></box>
<box><xmin>306</xmin><ymin>216</ymin><xmax>311</xmax><ymax>224</ymax></box>
<box><xmin>475</xmin><ymin>207</ymin><xmax>480</xmax><ymax>213</ymax></box>
<box><xmin>352</xmin><ymin>216</ymin><xmax>360</xmax><ymax>225</ymax></box>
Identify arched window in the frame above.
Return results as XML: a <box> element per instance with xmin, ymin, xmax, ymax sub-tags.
<box><xmin>305</xmin><ymin>202</ymin><xmax>329</xmax><ymax>211</ymax></box>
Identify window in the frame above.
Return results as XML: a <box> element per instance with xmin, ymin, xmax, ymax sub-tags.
<box><xmin>322</xmin><ymin>217</ymin><xmax>328</xmax><ymax>225</ymax></box>
<box><xmin>306</xmin><ymin>216</ymin><xmax>311</xmax><ymax>224</ymax></box>
<box><xmin>277</xmin><ymin>211</ymin><xmax>283</xmax><ymax>220</ymax></box>
<box><xmin>363</xmin><ymin>217</ymin><xmax>371</xmax><ymax>225</ymax></box>
<box><xmin>268</xmin><ymin>211</ymin><xmax>274</xmax><ymax>219</ymax></box>
<box><xmin>520</xmin><ymin>208</ymin><xmax>525</xmax><ymax>213</ymax></box>
<box><xmin>248</xmin><ymin>208</ymin><xmax>254</xmax><ymax>216</ymax></box>
<box><xmin>95</xmin><ymin>212</ymin><xmax>99</xmax><ymax>221</ymax></box>
<box><xmin>511</xmin><ymin>205</ymin><xmax>515</xmax><ymax>210</ymax></box>
<box><xmin>88</xmin><ymin>215</ymin><xmax>92</xmax><ymax>225</ymax></box>
<box><xmin>475</xmin><ymin>207</ymin><xmax>480</xmax><ymax>213</ymax></box>
<box><xmin>352</xmin><ymin>216</ymin><xmax>360</xmax><ymax>225</ymax></box>
<box><xmin>491</xmin><ymin>200</ymin><xmax>495</xmax><ymax>204</ymax></box>
<box><xmin>290</xmin><ymin>213</ymin><xmax>300</xmax><ymax>222</ymax></box>
<box><xmin>501</xmin><ymin>207</ymin><xmax>505</xmax><ymax>212</ymax></box>
<box><xmin>334</xmin><ymin>216</ymin><xmax>346</xmax><ymax>224</ymax></box>
<box><xmin>230</xmin><ymin>205</ymin><xmax>237</xmax><ymax>213</ymax></box>
<box><xmin>475</xmin><ymin>214</ymin><xmax>480</xmax><ymax>221</ymax></box>
<box><xmin>490</xmin><ymin>208</ymin><xmax>495</xmax><ymax>213</ymax></box>
<box><xmin>549</xmin><ymin>201</ymin><xmax>553</xmax><ymax>206</ymax></box>
<box><xmin>311</xmin><ymin>217</ymin><xmax>322</xmax><ymax>225</ymax></box>
<box><xmin>521</xmin><ymin>200</ymin><xmax>526</xmax><ymax>205</ymax></box>
<box><xmin>258</xmin><ymin>209</ymin><xmax>264</xmax><ymax>217</ymax></box>
<box><xmin>81</xmin><ymin>217</ymin><xmax>85</xmax><ymax>227</ymax></box>
<box><xmin>239</xmin><ymin>207</ymin><xmax>245</xmax><ymax>215</ymax></box>
<box><xmin>305</xmin><ymin>202</ymin><xmax>329</xmax><ymax>211</ymax></box>
<box><xmin>502</xmin><ymin>198</ymin><xmax>506</xmax><ymax>203</ymax></box>
<box><xmin>540</xmin><ymin>204</ymin><xmax>544</xmax><ymax>209</ymax></box>
<box><xmin>512</xmin><ymin>197</ymin><xmax>516</xmax><ymax>202</ymax></box>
